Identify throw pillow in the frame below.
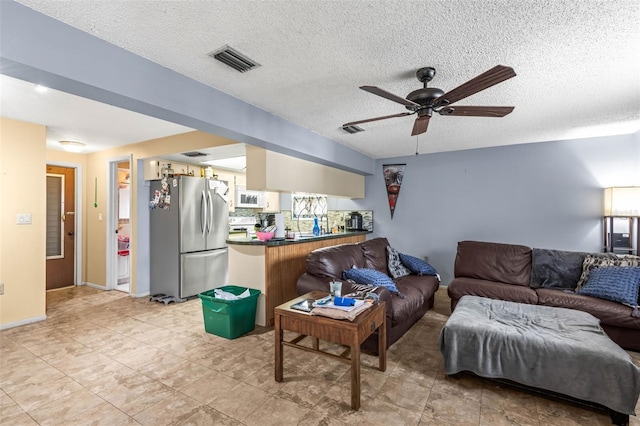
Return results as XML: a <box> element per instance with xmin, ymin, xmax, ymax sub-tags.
<box><xmin>343</xmin><ymin>267</ymin><xmax>402</xmax><ymax>296</ymax></box>
<box><xmin>577</xmin><ymin>266</ymin><xmax>640</xmax><ymax>308</ymax></box>
<box><xmin>575</xmin><ymin>253</ymin><xmax>640</xmax><ymax>292</ymax></box>
<box><xmin>386</xmin><ymin>246</ymin><xmax>411</xmax><ymax>278</ymax></box>
<box><xmin>530</xmin><ymin>248</ymin><xmax>588</xmax><ymax>289</ymax></box>
<box><xmin>399</xmin><ymin>253</ymin><xmax>438</xmax><ymax>276</ymax></box>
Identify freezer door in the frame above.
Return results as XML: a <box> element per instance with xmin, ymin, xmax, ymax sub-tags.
<box><xmin>180</xmin><ymin>176</ymin><xmax>206</xmax><ymax>253</ymax></box>
<box><xmin>180</xmin><ymin>248</ymin><xmax>228</xmax><ymax>299</ymax></box>
<box><xmin>205</xmin><ymin>179</ymin><xmax>229</xmax><ymax>250</ymax></box>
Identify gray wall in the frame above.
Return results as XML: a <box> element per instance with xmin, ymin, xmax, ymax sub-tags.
<box><xmin>331</xmin><ymin>132</ymin><xmax>640</xmax><ymax>285</ymax></box>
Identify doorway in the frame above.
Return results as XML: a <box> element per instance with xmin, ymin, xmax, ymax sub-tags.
<box><xmin>46</xmin><ymin>165</ymin><xmax>75</xmax><ymax>290</ymax></box>
<box><xmin>108</xmin><ymin>158</ymin><xmax>131</xmax><ymax>293</ymax></box>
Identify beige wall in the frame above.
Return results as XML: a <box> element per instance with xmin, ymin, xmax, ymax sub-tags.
<box><xmin>82</xmin><ymin>131</ymin><xmax>237</xmax><ymax>294</ymax></box>
<box><xmin>0</xmin><ymin>122</ymin><xmax>238</xmax><ymax>327</ymax></box>
<box><xmin>0</xmin><ymin>118</ymin><xmax>47</xmax><ymax>326</ymax></box>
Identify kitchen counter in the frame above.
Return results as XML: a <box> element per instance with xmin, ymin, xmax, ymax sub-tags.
<box><xmin>227</xmin><ymin>231</ymin><xmax>369</xmax><ymax>326</ymax></box>
<box><xmin>226</xmin><ymin>230</ymin><xmax>371</xmax><ymax>246</ymax></box>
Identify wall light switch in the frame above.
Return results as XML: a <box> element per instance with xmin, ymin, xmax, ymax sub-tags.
<box><xmin>16</xmin><ymin>213</ymin><xmax>32</xmax><ymax>224</ymax></box>
<box><xmin>0</xmin><ymin>282</ymin><xmax>4</xmax><ymax>295</ymax></box>
<box><xmin>98</xmin><ymin>213</ymin><xmax>103</xmax><ymax>222</ymax></box>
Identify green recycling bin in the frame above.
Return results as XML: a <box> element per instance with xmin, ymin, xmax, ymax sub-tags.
<box><xmin>199</xmin><ymin>285</ymin><xmax>260</xmax><ymax>339</ymax></box>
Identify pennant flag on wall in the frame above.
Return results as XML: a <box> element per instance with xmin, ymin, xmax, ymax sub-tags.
<box><xmin>382</xmin><ymin>164</ymin><xmax>406</xmax><ymax>219</ymax></box>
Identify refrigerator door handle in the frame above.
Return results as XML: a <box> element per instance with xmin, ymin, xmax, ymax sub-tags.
<box><xmin>201</xmin><ymin>190</ymin><xmax>207</xmax><ymax>237</ymax></box>
<box><xmin>207</xmin><ymin>190</ymin><xmax>214</xmax><ymax>235</ymax></box>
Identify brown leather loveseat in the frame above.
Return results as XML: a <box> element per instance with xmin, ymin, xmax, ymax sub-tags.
<box><xmin>297</xmin><ymin>237</ymin><xmax>440</xmax><ymax>353</ymax></box>
<box><xmin>447</xmin><ymin>240</ymin><xmax>640</xmax><ymax>351</ymax></box>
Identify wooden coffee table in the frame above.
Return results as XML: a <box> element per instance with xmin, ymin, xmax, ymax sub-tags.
<box><xmin>274</xmin><ymin>291</ymin><xmax>386</xmax><ymax>410</ymax></box>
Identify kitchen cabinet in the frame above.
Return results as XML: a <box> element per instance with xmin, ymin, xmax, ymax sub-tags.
<box><xmin>263</xmin><ymin>191</ymin><xmax>280</xmax><ymax>212</ymax></box>
<box><xmin>143</xmin><ymin>159</ymin><xmax>162</xmax><ymax>180</ymax></box>
<box><xmin>215</xmin><ymin>170</ymin><xmax>237</xmax><ymax>212</ymax></box>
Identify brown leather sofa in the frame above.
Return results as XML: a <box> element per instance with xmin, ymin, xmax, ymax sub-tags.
<box><xmin>447</xmin><ymin>240</ymin><xmax>640</xmax><ymax>351</ymax></box>
<box><xmin>297</xmin><ymin>237</ymin><xmax>440</xmax><ymax>353</ymax></box>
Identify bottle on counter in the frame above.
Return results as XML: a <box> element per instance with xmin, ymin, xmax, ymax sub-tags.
<box><xmin>312</xmin><ymin>217</ymin><xmax>320</xmax><ymax>236</ymax></box>
<box><xmin>332</xmin><ymin>222</ymin><xmax>339</xmax><ymax>234</ymax></box>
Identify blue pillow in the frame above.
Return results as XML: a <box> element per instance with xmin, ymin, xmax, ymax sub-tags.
<box><xmin>577</xmin><ymin>266</ymin><xmax>640</xmax><ymax>307</ymax></box>
<box><xmin>399</xmin><ymin>253</ymin><xmax>438</xmax><ymax>276</ymax></box>
<box><xmin>343</xmin><ymin>268</ymin><xmax>402</xmax><ymax>296</ymax></box>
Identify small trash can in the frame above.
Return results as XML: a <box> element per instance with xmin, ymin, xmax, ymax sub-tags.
<box><xmin>199</xmin><ymin>285</ymin><xmax>260</xmax><ymax>339</ymax></box>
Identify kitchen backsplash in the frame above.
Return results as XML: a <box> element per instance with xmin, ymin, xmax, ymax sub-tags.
<box><xmin>231</xmin><ymin>209</ymin><xmax>373</xmax><ymax>234</ymax></box>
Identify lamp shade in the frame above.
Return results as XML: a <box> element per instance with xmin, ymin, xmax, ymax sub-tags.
<box><xmin>604</xmin><ymin>187</ymin><xmax>640</xmax><ymax>216</ymax></box>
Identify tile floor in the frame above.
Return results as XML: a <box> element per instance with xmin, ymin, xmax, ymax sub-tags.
<box><xmin>1</xmin><ymin>286</ymin><xmax>638</xmax><ymax>425</ymax></box>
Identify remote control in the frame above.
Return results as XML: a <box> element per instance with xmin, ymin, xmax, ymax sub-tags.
<box><xmin>315</xmin><ymin>296</ymin><xmax>332</xmax><ymax>305</ymax></box>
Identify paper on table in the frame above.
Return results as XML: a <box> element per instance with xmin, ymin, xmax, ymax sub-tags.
<box><xmin>311</xmin><ymin>302</ymin><xmax>372</xmax><ymax>321</ymax></box>
<box><xmin>312</xmin><ymin>299</ymin><xmax>365</xmax><ymax>312</ymax></box>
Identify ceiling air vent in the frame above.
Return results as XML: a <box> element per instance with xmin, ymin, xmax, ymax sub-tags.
<box><xmin>182</xmin><ymin>151</ymin><xmax>208</xmax><ymax>158</ymax></box>
<box><xmin>342</xmin><ymin>125</ymin><xmax>365</xmax><ymax>134</ymax></box>
<box><xmin>209</xmin><ymin>45</ymin><xmax>261</xmax><ymax>73</ymax></box>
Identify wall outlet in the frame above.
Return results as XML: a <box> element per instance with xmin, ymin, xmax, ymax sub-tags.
<box><xmin>0</xmin><ymin>282</ymin><xmax>4</xmax><ymax>295</ymax></box>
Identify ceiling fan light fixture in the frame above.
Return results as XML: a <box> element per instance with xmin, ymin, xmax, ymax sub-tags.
<box><xmin>342</xmin><ymin>125</ymin><xmax>365</xmax><ymax>134</ymax></box>
<box><xmin>59</xmin><ymin>140</ymin><xmax>86</xmax><ymax>153</ymax></box>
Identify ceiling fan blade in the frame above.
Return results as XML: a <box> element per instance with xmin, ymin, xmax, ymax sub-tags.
<box><xmin>360</xmin><ymin>86</ymin><xmax>420</xmax><ymax>108</ymax></box>
<box><xmin>432</xmin><ymin>65</ymin><xmax>516</xmax><ymax>107</ymax></box>
<box><xmin>411</xmin><ymin>115</ymin><xmax>431</xmax><ymax>136</ymax></box>
<box><xmin>343</xmin><ymin>112</ymin><xmax>413</xmax><ymax>127</ymax></box>
<box><xmin>438</xmin><ymin>106</ymin><xmax>514</xmax><ymax>117</ymax></box>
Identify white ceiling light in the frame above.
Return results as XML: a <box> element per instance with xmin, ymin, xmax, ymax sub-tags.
<box><xmin>59</xmin><ymin>140</ymin><xmax>86</xmax><ymax>153</ymax></box>
<box><xmin>201</xmin><ymin>156</ymin><xmax>246</xmax><ymax>171</ymax></box>
<box><xmin>34</xmin><ymin>84</ymin><xmax>48</xmax><ymax>93</ymax></box>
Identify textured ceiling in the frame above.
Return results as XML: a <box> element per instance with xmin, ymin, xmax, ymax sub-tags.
<box><xmin>7</xmin><ymin>0</ymin><xmax>640</xmax><ymax>159</ymax></box>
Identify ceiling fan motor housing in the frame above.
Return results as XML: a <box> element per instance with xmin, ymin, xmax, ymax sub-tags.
<box><xmin>405</xmin><ymin>87</ymin><xmax>445</xmax><ymax>110</ymax></box>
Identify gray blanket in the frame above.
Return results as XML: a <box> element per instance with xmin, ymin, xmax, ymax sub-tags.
<box><xmin>439</xmin><ymin>296</ymin><xmax>640</xmax><ymax>415</ymax></box>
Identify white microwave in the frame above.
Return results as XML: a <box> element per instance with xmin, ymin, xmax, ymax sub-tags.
<box><xmin>236</xmin><ymin>187</ymin><xmax>265</xmax><ymax>208</ymax></box>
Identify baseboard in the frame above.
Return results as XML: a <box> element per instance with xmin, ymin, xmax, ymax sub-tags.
<box><xmin>130</xmin><ymin>291</ymin><xmax>150</xmax><ymax>299</ymax></box>
<box><xmin>83</xmin><ymin>282</ymin><xmax>107</xmax><ymax>290</ymax></box>
<box><xmin>0</xmin><ymin>315</ymin><xmax>47</xmax><ymax>330</ymax></box>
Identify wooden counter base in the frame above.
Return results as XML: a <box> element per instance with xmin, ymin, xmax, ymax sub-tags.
<box><xmin>229</xmin><ymin>234</ymin><xmax>366</xmax><ymax>326</ymax></box>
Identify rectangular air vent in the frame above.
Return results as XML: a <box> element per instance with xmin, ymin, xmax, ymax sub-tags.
<box><xmin>342</xmin><ymin>125</ymin><xmax>365</xmax><ymax>134</ymax></box>
<box><xmin>209</xmin><ymin>45</ymin><xmax>261</xmax><ymax>73</ymax></box>
<box><xmin>182</xmin><ymin>151</ymin><xmax>208</xmax><ymax>158</ymax></box>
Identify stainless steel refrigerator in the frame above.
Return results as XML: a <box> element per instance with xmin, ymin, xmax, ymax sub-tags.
<box><xmin>150</xmin><ymin>176</ymin><xmax>229</xmax><ymax>299</ymax></box>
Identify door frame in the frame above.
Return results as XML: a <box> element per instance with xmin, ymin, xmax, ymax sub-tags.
<box><xmin>46</xmin><ymin>161</ymin><xmax>83</xmax><ymax>286</ymax></box>
<box><xmin>106</xmin><ymin>155</ymin><xmax>132</xmax><ymax>292</ymax></box>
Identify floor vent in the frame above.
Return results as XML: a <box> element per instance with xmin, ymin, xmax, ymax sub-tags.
<box><xmin>209</xmin><ymin>45</ymin><xmax>261</xmax><ymax>73</ymax></box>
<box><xmin>342</xmin><ymin>125</ymin><xmax>365</xmax><ymax>134</ymax></box>
<box><xmin>182</xmin><ymin>151</ymin><xmax>208</xmax><ymax>158</ymax></box>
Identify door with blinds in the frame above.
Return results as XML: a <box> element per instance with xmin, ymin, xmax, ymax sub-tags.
<box><xmin>46</xmin><ymin>165</ymin><xmax>75</xmax><ymax>290</ymax></box>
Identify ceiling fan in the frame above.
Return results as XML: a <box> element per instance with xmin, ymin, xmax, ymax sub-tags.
<box><xmin>343</xmin><ymin>65</ymin><xmax>516</xmax><ymax>136</ymax></box>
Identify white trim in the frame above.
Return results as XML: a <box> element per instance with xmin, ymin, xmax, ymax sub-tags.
<box><xmin>46</xmin><ymin>161</ymin><xmax>84</xmax><ymax>286</ymax></box>
<box><xmin>45</xmin><ymin>173</ymin><xmax>65</xmax><ymax>260</ymax></box>
<box><xmin>0</xmin><ymin>315</ymin><xmax>47</xmax><ymax>330</ymax></box>
<box><xmin>106</xmin><ymin>155</ymin><xmax>131</xmax><ymax>293</ymax></box>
